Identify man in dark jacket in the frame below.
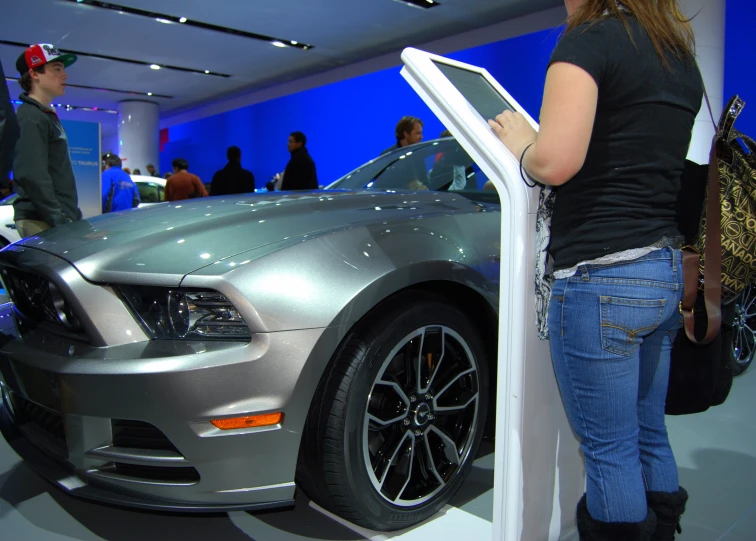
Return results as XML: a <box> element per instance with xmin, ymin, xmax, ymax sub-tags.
<box><xmin>281</xmin><ymin>132</ymin><xmax>318</xmax><ymax>191</ymax></box>
<box><xmin>0</xmin><ymin>59</ymin><xmax>20</xmax><ymax>193</ymax></box>
<box><xmin>13</xmin><ymin>44</ymin><xmax>81</xmax><ymax>238</ymax></box>
<box><xmin>210</xmin><ymin>146</ymin><xmax>255</xmax><ymax>196</ymax></box>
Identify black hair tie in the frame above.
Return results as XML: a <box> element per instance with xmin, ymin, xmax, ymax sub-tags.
<box><xmin>519</xmin><ymin>142</ymin><xmax>537</xmax><ymax>188</ymax></box>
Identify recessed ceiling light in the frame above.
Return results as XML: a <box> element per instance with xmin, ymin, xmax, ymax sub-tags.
<box><xmin>150</xmin><ymin>64</ymin><xmax>161</xmax><ymax>70</ymax></box>
<box><xmin>49</xmin><ymin>103</ymin><xmax>118</xmax><ymax>114</ymax></box>
<box><xmin>204</xmin><ymin>70</ymin><xmax>210</xmax><ymax>74</ymax></box>
<box><xmin>271</xmin><ymin>41</ymin><xmax>287</xmax><ymax>48</ymax></box>
<box><xmin>147</xmin><ymin>92</ymin><xmax>153</xmax><ymax>96</ymax></box>
<box><xmin>62</xmin><ymin>1</ymin><xmax>314</xmax><ymax>51</ymax></box>
<box><xmin>395</xmin><ymin>0</ymin><xmax>441</xmax><ymax>8</ymax></box>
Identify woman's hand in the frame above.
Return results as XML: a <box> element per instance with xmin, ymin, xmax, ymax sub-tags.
<box><xmin>488</xmin><ymin>111</ymin><xmax>537</xmax><ymax>160</ymax></box>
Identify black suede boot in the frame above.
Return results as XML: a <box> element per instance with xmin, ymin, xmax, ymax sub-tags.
<box><xmin>577</xmin><ymin>494</ymin><xmax>657</xmax><ymax>541</ymax></box>
<box><xmin>646</xmin><ymin>487</ymin><xmax>688</xmax><ymax>541</ymax></box>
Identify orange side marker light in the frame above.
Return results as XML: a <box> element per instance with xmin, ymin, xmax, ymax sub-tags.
<box><xmin>210</xmin><ymin>412</ymin><xmax>284</xmax><ymax>430</ymax></box>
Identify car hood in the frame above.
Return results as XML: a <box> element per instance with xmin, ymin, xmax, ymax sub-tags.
<box><xmin>15</xmin><ymin>191</ymin><xmax>475</xmax><ymax>285</ymax></box>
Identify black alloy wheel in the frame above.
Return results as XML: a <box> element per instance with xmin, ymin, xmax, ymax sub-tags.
<box><xmin>363</xmin><ymin>324</ymin><xmax>481</xmax><ymax>508</ymax></box>
<box><xmin>297</xmin><ymin>291</ymin><xmax>489</xmax><ymax>531</ymax></box>
<box><xmin>727</xmin><ymin>283</ymin><xmax>755</xmax><ymax>376</ymax></box>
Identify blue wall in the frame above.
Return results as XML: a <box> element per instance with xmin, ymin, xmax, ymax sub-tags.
<box><xmin>161</xmin><ymin>28</ymin><xmax>562</xmax><ymax>188</ymax></box>
<box><xmin>724</xmin><ymin>0</ymin><xmax>755</xmax><ymax>137</ymax></box>
<box><xmin>162</xmin><ymin>4</ymin><xmax>754</xmax><ymax>187</ymax></box>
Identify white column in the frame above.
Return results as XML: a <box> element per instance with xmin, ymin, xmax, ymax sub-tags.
<box><xmin>682</xmin><ymin>0</ymin><xmax>726</xmax><ymax>164</ymax></box>
<box><xmin>117</xmin><ymin>100</ymin><xmax>159</xmax><ymax>173</ymax></box>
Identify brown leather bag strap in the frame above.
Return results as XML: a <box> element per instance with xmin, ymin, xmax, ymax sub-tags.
<box><xmin>682</xmin><ymin>139</ymin><xmax>722</xmax><ymax>344</ymax></box>
<box><xmin>680</xmin><ymin>248</ymin><xmax>700</xmax><ymax>338</ymax></box>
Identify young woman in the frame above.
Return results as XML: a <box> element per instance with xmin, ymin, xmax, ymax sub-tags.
<box><xmin>489</xmin><ymin>1</ymin><xmax>703</xmax><ymax>540</ymax></box>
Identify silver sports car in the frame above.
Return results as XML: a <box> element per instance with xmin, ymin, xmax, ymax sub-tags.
<box><xmin>0</xmin><ymin>137</ymin><xmax>502</xmax><ymax>531</ymax></box>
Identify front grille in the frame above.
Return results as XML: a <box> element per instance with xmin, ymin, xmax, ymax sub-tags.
<box><xmin>0</xmin><ymin>265</ymin><xmax>87</xmax><ymax>341</ymax></box>
<box><xmin>7</xmin><ymin>391</ymin><xmax>68</xmax><ymax>459</ymax></box>
<box><xmin>112</xmin><ymin>419</ymin><xmax>181</xmax><ymax>453</ymax></box>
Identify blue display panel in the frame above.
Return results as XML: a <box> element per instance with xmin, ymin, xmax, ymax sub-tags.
<box><xmin>62</xmin><ymin>119</ymin><xmax>101</xmax><ymax>218</ymax></box>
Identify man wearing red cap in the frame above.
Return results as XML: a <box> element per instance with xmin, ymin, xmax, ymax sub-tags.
<box><xmin>13</xmin><ymin>43</ymin><xmax>82</xmax><ymax>238</ymax></box>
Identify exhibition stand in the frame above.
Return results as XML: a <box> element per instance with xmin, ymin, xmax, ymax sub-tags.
<box><xmin>400</xmin><ymin>47</ymin><xmax>584</xmax><ymax>541</ymax></box>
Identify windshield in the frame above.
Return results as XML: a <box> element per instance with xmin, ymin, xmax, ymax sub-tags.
<box><xmin>328</xmin><ymin>138</ymin><xmax>497</xmax><ymax>199</ymax></box>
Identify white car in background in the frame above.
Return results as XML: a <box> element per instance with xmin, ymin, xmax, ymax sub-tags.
<box><xmin>0</xmin><ymin>176</ymin><xmax>167</xmax><ymax>246</ymax></box>
<box><xmin>130</xmin><ymin>175</ymin><xmax>167</xmax><ymax>206</ymax></box>
<box><xmin>0</xmin><ymin>194</ymin><xmax>19</xmax><ymax>246</ymax></box>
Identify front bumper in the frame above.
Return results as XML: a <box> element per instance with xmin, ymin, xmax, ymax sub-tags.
<box><xmin>0</xmin><ymin>396</ymin><xmax>292</xmax><ymax>512</ymax></box>
<box><xmin>0</xmin><ymin>322</ymin><xmax>340</xmax><ymax>512</ymax></box>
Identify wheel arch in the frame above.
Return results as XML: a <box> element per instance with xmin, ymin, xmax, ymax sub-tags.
<box><xmin>291</xmin><ymin>264</ymin><xmax>500</xmax><ymax>470</ymax></box>
<box><xmin>319</xmin><ymin>262</ymin><xmax>500</xmax><ymax>408</ymax></box>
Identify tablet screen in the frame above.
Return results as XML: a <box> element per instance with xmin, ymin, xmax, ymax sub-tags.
<box><xmin>432</xmin><ymin>60</ymin><xmax>515</xmax><ymax>122</ymax></box>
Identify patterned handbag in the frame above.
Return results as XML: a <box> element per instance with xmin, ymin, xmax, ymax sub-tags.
<box><xmin>680</xmin><ymin>96</ymin><xmax>756</xmax><ymax>344</ymax></box>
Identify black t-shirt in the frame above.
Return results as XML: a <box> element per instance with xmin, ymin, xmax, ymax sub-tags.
<box><xmin>548</xmin><ymin>16</ymin><xmax>703</xmax><ymax>270</ymax></box>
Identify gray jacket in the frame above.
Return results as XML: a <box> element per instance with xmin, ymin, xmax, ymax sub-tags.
<box><xmin>13</xmin><ymin>94</ymin><xmax>81</xmax><ymax>226</ymax></box>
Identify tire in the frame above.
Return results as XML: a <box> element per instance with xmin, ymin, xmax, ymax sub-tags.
<box><xmin>297</xmin><ymin>291</ymin><xmax>489</xmax><ymax>531</ymax></box>
<box><xmin>726</xmin><ymin>283</ymin><xmax>755</xmax><ymax>376</ymax></box>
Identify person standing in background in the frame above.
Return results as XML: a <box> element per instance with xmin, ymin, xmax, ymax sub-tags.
<box><xmin>101</xmin><ymin>154</ymin><xmax>140</xmax><ymax>212</ymax></box>
<box><xmin>146</xmin><ymin>163</ymin><xmax>160</xmax><ymax>178</ymax></box>
<box><xmin>381</xmin><ymin>116</ymin><xmax>423</xmax><ymax>156</ymax></box>
<box><xmin>13</xmin><ymin>44</ymin><xmax>81</xmax><ymax>238</ymax></box>
<box><xmin>281</xmin><ymin>132</ymin><xmax>318</xmax><ymax>191</ymax></box>
<box><xmin>0</xmin><ymin>59</ymin><xmax>20</xmax><ymax>196</ymax></box>
<box><xmin>165</xmin><ymin>158</ymin><xmax>208</xmax><ymax>201</ymax></box>
<box><xmin>210</xmin><ymin>146</ymin><xmax>255</xmax><ymax>195</ymax></box>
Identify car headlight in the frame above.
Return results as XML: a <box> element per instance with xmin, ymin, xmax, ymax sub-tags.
<box><xmin>48</xmin><ymin>281</ymin><xmax>83</xmax><ymax>332</ymax></box>
<box><xmin>116</xmin><ymin>286</ymin><xmax>251</xmax><ymax>341</ymax></box>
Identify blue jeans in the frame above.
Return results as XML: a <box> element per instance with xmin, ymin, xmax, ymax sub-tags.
<box><xmin>548</xmin><ymin>248</ymin><xmax>683</xmax><ymax>523</ymax></box>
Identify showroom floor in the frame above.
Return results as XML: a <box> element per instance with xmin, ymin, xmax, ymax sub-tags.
<box><xmin>0</xmin><ymin>308</ymin><xmax>754</xmax><ymax>540</ymax></box>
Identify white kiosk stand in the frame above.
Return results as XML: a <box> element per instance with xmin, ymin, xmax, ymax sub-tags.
<box><xmin>400</xmin><ymin>48</ymin><xmax>585</xmax><ymax>540</ymax></box>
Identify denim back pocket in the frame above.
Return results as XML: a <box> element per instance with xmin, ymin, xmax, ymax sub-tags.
<box><xmin>599</xmin><ymin>296</ymin><xmax>666</xmax><ymax>356</ymax></box>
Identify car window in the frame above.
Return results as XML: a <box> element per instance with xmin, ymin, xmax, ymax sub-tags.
<box><xmin>329</xmin><ymin>138</ymin><xmax>499</xmax><ymax>203</ymax></box>
<box><xmin>137</xmin><ymin>182</ymin><xmax>161</xmax><ymax>203</ymax></box>
<box><xmin>158</xmin><ymin>186</ymin><xmax>165</xmax><ymax>202</ymax></box>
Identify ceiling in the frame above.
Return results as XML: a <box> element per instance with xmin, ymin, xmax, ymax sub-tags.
<box><xmin>1</xmin><ymin>0</ymin><xmax>562</xmax><ymax>136</ymax></box>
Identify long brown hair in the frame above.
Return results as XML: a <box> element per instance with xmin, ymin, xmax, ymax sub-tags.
<box><xmin>566</xmin><ymin>0</ymin><xmax>695</xmax><ymax>65</ymax></box>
